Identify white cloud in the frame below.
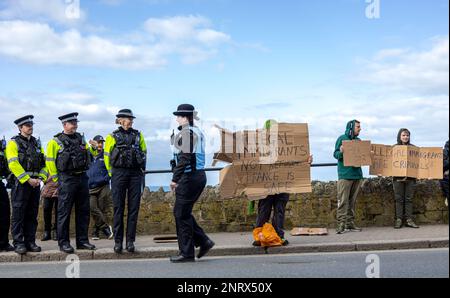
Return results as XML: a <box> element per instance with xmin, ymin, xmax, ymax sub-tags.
<box><xmin>0</xmin><ymin>15</ymin><xmax>231</xmax><ymax>69</ymax></box>
<box><xmin>144</xmin><ymin>15</ymin><xmax>230</xmax><ymax>45</ymax></box>
<box><xmin>0</xmin><ymin>0</ymin><xmax>86</xmax><ymax>25</ymax></box>
<box><xmin>0</xmin><ymin>21</ymin><xmax>165</xmax><ymax>69</ymax></box>
<box><xmin>358</xmin><ymin>36</ymin><xmax>449</xmax><ymax>95</ymax></box>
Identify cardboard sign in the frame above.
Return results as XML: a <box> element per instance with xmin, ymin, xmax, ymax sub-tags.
<box><xmin>342</xmin><ymin>140</ymin><xmax>372</xmax><ymax>167</ymax></box>
<box><xmin>370</xmin><ymin>144</ymin><xmax>443</xmax><ymax>179</ymax></box>
<box><xmin>370</xmin><ymin>144</ymin><xmax>393</xmax><ymax>176</ymax></box>
<box><xmin>214</xmin><ymin>123</ymin><xmax>310</xmax><ymax>165</ymax></box>
<box><xmin>216</xmin><ymin>123</ymin><xmax>312</xmax><ymax>200</ymax></box>
<box><xmin>290</xmin><ymin>228</ymin><xmax>328</xmax><ymax>236</ymax></box>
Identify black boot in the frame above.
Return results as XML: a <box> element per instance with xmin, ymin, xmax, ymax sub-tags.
<box><xmin>114</xmin><ymin>242</ymin><xmax>123</xmax><ymax>254</ymax></box>
<box><xmin>41</xmin><ymin>231</ymin><xmax>51</xmax><ymax>241</ymax></box>
<box><xmin>126</xmin><ymin>242</ymin><xmax>135</xmax><ymax>253</ymax></box>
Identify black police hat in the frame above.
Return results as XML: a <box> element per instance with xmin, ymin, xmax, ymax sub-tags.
<box><xmin>14</xmin><ymin>115</ymin><xmax>34</xmax><ymax>126</ymax></box>
<box><xmin>58</xmin><ymin>112</ymin><xmax>79</xmax><ymax>123</ymax></box>
<box><xmin>173</xmin><ymin>104</ymin><xmax>199</xmax><ymax>120</ymax></box>
<box><xmin>93</xmin><ymin>135</ymin><xmax>105</xmax><ymax>142</ymax></box>
<box><xmin>116</xmin><ymin>109</ymin><xmax>136</xmax><ymax>119</ymax></box>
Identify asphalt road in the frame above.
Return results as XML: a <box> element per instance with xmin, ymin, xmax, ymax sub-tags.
<box><xmin>0</xmin><ymin>248</ymin><xmax>448</xmax><ymax>278</ymax></box>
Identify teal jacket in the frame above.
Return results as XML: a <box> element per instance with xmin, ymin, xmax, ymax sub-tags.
<box><xmin>333</xmin><ymin>120</ymin><xmax>364</xmax><ymax>180</ymax></box>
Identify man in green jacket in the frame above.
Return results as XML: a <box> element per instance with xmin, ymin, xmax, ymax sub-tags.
<box><xmin>333</xmin><ymin>120</ymin><xmax>364</xmax><ymax>234</ymax></box>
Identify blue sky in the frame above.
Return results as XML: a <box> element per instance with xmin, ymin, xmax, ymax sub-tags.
<box><xmin>0</xmin><ymin>0</ymin><xmax>448</xmax><ymax>186</ymax></box>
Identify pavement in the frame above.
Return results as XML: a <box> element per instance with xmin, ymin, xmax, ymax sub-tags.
<box><xmin>0</xmin><ymin>224</ymin><xmax>448</xmax><ymax>263</ymax></box>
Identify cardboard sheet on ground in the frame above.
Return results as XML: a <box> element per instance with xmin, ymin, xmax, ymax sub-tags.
<box><xmin>215</xmin><ymin>123</ymin><xmax>312</xmax><ymax>200</ymax></box>
<box><xmin>290</xmin><ymin>228</ymin><xmax>328</xmax><ymax>236</ymax></box>
<box><xmin>342</xmin><ymin>140</ymin><xmax>372</xmax><ymax>167</ymax></box>
<box><xmin>370</xmin><ymin>144</ymin><xmax>443</xmax><ymax>179</ymax></box>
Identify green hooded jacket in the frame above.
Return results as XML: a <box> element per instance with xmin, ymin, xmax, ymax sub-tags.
<box><xmin>333</xmin><ymin>120</ymin><xmax>364</xmax><ymax>180</ymax></box>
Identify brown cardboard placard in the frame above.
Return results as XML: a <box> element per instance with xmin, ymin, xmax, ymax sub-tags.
<box><xmin>370</xmin><ymin>144</ymin><xmax>393</xmax><ymax>176</ymax></box>
<box><xmin>214</xmin><ymin>123</ymin><xmax>310</xmax><ymax>165</ymax></box>
<box><xmin>343</xmin><ymin>140</ymin><xmax>372</xmax><ymax>167</ymax></box>
<box><xmin>216</xmin><ymin>123</ymin><xmax>312</xmax><ymax>200</ymax></box>
<box><xmin>370</xmin><ymin>145</ymin><xmax>443</xmax><ymax>179</ymax></box>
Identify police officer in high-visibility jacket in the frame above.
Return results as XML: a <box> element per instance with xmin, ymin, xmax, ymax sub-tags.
<box><xmin>46</xmin><ymin>113</ymin><xmax>96</xmax><ymax>254</ymax></box>
<box><xmin>104</xmin><ymin>109</ymin><xmax>147</xmax><ymax>254</ymax></box>
<box><xmin>169</xmin><ymin>104</ymin><xmax>214</xmax><ymax>263</ymax></box>
<box><xmin>0</xmin><ymin>136</ymin><xmax>14</xmax><ymax>252</ymax></box>
<box><xmin>5</xmin><ymin>115</ymin><xmax>47</xmax><ymax>255</ymax></box>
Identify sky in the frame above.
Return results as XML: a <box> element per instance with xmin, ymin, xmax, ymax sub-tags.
<box><xmin>0</xmin><ymin>0</ymin><xmax>448</xmax><ymax>186</ymax></box>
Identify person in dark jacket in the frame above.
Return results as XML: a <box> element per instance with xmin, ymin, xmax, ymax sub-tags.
<box><xmin>333</xmin><ymin>120</ymin><xmax>364</xmax><ymax>234</ymax></box>
<box><xmin>0</xmin><ymin>137</ymin><xmax>14</xmax><ymax>252</ymax></box>
<box><xmin>169</xmin><ymin>104</ymin><xmax>214</xmax><ymax>263</ymax></box>
<box><xmin>87</xmin><ymin>135</ymin><xmax>113</xmax><ymax>240</ymax></box>
<box><xmin>393</xmin><ymin>128</ymin><xmax>419</xmax><ymax>229</ymax></box>
<box><xmin>40</xmin><ymin>176</ymin><xmax>58</xmax><ymax>241</ymax></box>
<box><xmin>441</xmin><ymin>140</ymin><xmax>449</xmax><ymax>207</ymax></box>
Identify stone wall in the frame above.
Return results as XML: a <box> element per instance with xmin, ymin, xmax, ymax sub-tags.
<box><xmin>37</xmin><ymin>178</ymin><xmax>448</xmax><ymax>236</ymax></box>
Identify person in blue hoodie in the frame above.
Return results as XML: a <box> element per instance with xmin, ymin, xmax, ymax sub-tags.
<box><xmin>87</xmin><ymin>135</ymin><xmax>113</xmax><ymax>240</ymax></box>
<box><xmin>333</xmin><ymin>120</ymin><xmax>364</xmax><ymax>234</ymax></box>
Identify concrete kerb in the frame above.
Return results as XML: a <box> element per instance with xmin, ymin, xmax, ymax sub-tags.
<box><xmin>0</xmin><ymin>238</ymin><xmax>446</xmax><ymax>263</ymax></box>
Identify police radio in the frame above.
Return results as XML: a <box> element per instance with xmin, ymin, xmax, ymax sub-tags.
<box><xmin>170</xmin><ymin>130</ymin><xmax>176</xmax><ymax>171</ymax></box>
<box><xmin>0</xmin><ymin>136</ymin><xmax>6</xmax><ymax>151</ymax></box>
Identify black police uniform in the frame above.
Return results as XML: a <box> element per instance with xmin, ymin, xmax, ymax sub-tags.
<box><xmin>48</xmin><ymin>113</ymin><xmax>94</xmax><ymax>252</ymax></box>
<box><xmin>170</xmin><ymin>105</ymin><xmax>213</xmax><ymax>261</ymax></box>
<box><xmin>55</xmin><ymin>132</ymin><xmax>91</xmax><ymax>248</ymax></box>
<box><xmin>0</xmin><ymin>138</ymin><xmax>11</xmax><ymax>251</ymax></box>
<box><xmin>109</xmin><ymin>127</ymin><xmax>146</xmax><ymax>249</ymax></box>
<box><xmin>9</xmin><ymin>134</ymin><xmax>45</xmax><ymax>249</ymax></box>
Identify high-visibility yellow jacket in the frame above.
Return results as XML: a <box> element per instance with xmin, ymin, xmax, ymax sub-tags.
<box><xmin>46</xmin><ymin>134</ymin><xmax>90</xmax><ymax>182</ymax></box>
<box><xmin>104</xmin><ymin>129</ymin><xmax>147</xmax><ymax>177</ymax></box>
<box><xmin>5</xmin><ymin>136</ymin><xmax>48</xmax><ymax>184</ymax></box>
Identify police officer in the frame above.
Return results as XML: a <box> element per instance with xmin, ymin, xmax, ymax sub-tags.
<box><xmin>5</xmin><ymin>115</ymin><xmax>47</xmax><ymax>255</ymax></box>
<box><xmin>46</xmin><ymin>113</ymin><xmax>95</xmax><ymax>253</ymax></box>
<box><xmin>104</xmin><ymin>109</ymin><xmax>147</xmax><ymax>254</ymax></box>
<box><xmin>0</xmin><ymin>136</ymin><xmax>14</xmax><ymax>252</ymax></box>
<box><xmin>169</xmin><ymin>104</ymin><xmax>214</xmax><ymax>263</ymax></box>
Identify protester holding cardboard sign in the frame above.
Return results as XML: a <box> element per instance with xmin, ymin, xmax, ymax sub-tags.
<box><xmin>252</xmin><ymin>120</ymin><xmax>313</xmax><ymax>247</ymax></box>
<box><xmin>393</xmin><ymin>129</ymin><xmax>419</xmax><ymax>229</ymax></box>
<box><xmin>333</xmin><ymin>120</ymin><xmax>364</xmax><ymax>234</ymax></box>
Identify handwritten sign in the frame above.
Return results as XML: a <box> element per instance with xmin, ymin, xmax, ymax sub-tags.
<box><xmin>342</xmin><ymin>140</ymin><xmax>372</xmax><ymax>167</ymax></box>
<box><xmin>216</xmin><ymin>123</ymin><xmax>312</xmax><ymax>200</ymax></box>
<box><xmin>370</xmin><ymin>144</ymin><xmax>443</xmax><ymax>179</ymax></box>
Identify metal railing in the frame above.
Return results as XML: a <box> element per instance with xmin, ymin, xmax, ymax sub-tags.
<box><xmin>144</xmin><ymin>163</ymin><xmax>338</xmax><ymax>175</ymax></box>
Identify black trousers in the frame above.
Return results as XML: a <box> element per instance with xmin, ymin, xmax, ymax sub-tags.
<box><xmin>111</xmin><ymin>168</ymin><xmax>143</xmax><ymax>243</ymax></box>
<box><xmin>57</xmin><ymin>173</ymin><xmax>90</xmax><ymax>247</ymax></box>
<box><xmin>174</xmin><ymin>171</ymin><xmax>209</xmax><ymax>258</ymax></box>
<box><xmin>0</xmin><ymin>181</ymin><xmax>11</xmax><ymax>248</ymax></box>
<box><xmin>11</xmin><ymin>180</ymin><xmax>40</xmax><ymax>246</ymax></box>
<box><xmin>256</xmin><ymin>193</ymin><xmax>290</xmax><ymax>239</ymax></box>
<box><xmin>393</xmin><ymin>180</ymin><xmax>415</xmax><ymax>220</ymax></box>
<box><xmin>43</xmin><ymin>197</ymin><xmax>58</xmax><ymax>232</ymax></box>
